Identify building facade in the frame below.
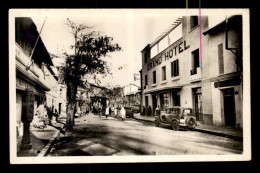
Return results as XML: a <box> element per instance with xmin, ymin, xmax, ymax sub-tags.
<box><xmin>52</xmin><ymin>56</ymin><xmax>67</xmax><ymax>118</ymax></box>
<box><xmin>140</xmin><ymin>15</ymin><xmax>243</xmax><ymax>128</ymax></box>
<box><xmin>15</xmin><ymin>17</ymin><xmax>53</xmax><ymax>151</ymax></box>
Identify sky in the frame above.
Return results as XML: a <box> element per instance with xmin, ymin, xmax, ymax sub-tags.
<box><xmin>28</xmin><ymin>9</ymin><xmax>234</xmax><ymax>88</ymax></box>
<box><xmin>28</xmin><ymin>9</ymin><xmax>183</xmax><ymax>87</ymax></box>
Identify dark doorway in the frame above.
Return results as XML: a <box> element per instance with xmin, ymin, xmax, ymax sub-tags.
<box><xmin>152</xmin><ymin>94</ymin><xmax>157</xmax><ymax>116</ymax></box>
<box><xmin>59</xmin><ymin>103</ymin><xmax>62</xmax><ymax>115</ymax></box>
<box><xmin>193</xmin><ymin>88</ymin><xmax>202</xmax><ymax>121</ymax></box>
<box><xmin>172</xmin><ymin>91</ymin><xmax>180</xmax><ymax>106</ymax></box>
<box><xmin>223</xmin><ymin>88</ymin><xmax>236</xmax><ymax>126</ymax></box>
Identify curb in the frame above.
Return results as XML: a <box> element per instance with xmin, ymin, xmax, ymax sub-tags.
<box><xmin>37</xmin><ymin>124</ymin><xmax>65</xmax><ymax>157</ymax></box>
<box><xmin>133</xmin><ymin>116</ymin><xmax>242</xmax><ymax>141</ymax></box>
<box><xmin>194</xmin><ymin>128</ymin><xmax>243</xmax><ymax>141</ymax></box>
<box><xmin>133</xmin><ymin>116</ymin><xmax>154</xmax><ymax>123</ymax></box>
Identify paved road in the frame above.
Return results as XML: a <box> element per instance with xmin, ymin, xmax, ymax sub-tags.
<box><xmin>48</xmin><ymin>113</ymin><xmax>243</xmax><ymax>156</ymax></box>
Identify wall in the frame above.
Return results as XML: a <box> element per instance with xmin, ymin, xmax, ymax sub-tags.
<box><xmin>211</xmin><ymin>83</ymin><xmax>223</xmax><ymax>126</ymax></box>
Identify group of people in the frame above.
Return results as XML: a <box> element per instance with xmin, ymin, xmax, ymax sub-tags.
<box><xmin>105</xmin><ymin>105</ymin><xmax>126</xmax><ymax>121</ymax></box>
<box><xmin>141</xmin><ymin>105</ymin><xmax>161</xmax><ymax>116</ymax></box>
<box><xmin>43</xmin><ymin>105</ymin><xmax>59</xmax><ymax>125</ymax></box>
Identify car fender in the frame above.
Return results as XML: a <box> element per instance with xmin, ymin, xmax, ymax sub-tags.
<box><xmin>171</xmin><ymin>118</ymin><xmax>179</xmax><ymax>123</ymax></box>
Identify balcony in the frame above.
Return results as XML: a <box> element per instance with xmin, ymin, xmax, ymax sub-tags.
<box><xmin>190</xmin><ymin>67</ymin><xmax>202</xmax><ymax>82</ymax></box>
<box><xmin>16</xmin><ymin>43</ymin><xmax>50</xmax><ymax>89</ymax></box>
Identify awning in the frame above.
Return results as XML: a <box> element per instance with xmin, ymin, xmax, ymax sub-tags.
<box><xmin>144</xmin><ymin>86</ymin><xmax>182</xmax><ymax>94</ymax></box>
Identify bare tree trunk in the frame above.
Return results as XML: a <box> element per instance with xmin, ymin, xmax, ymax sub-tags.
<box><xmin>65</xmin><ymin>82</ymin><xmax>77</xmax><ymax>136</ymax></box>
<box><xmin>66</xmin><ymin>100</ymin><xmax>76</xmax><ymax>135</ymax></box>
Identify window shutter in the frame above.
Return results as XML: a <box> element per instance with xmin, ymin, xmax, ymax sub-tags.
<box><xmin>176</xmin><ymin>59</ymin><xmax>179</xmax><ymax>76</ymax></box>
<box><xmin>218</xmin><ymin>43</ymin><xmax>224</xmax><ymax>74</ymax></box>
<box><xmin>171</xmin><ymin>61</ymin><xmax>174</xmax><ymax>77</ymax></box>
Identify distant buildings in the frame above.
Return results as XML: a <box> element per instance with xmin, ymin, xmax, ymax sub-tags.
<box><xmin>140</xmin><ymin>15</ymin><xmax>243</xmax><ymax>128</ymax></box>
<box><xmin>52</xmin><ymin>55</ymin><xmax>67</xmax><ymax>118</ymax></box>
<box><xmin>123</xmin><ymin>83</ymin><xmax>141</xmax><ymax>109</ymax></box>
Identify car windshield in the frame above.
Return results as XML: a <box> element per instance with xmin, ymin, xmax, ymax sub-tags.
<box><xmin>166</xmin><ymin>108</ymin><xmax>180</xmax><ymax>114</ymax></box>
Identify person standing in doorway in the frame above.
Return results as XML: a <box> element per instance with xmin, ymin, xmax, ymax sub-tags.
<box><xmin>147</xmin><ymin>105</ymin><xmax>152</xmax><ymax>116</ymax></box>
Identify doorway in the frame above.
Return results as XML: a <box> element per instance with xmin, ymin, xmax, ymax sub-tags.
<box><xmin>152</xmin><ymin>94</ymin><xmax>157</xmax><ymax>116</ymax></box>
<box><xmin>223</xmin><ymin>88</ymin><xmax>236</xmax><ymax>126</ymax></box>
<box><xmin>193</xmin><ymin>88</ymin><xmax>202</xmax><ymax>121</ymax></box>
<box><xmin>59</xmin><ymin>103</ymin><xmax>62</xmax><ymax>115</ymax></box>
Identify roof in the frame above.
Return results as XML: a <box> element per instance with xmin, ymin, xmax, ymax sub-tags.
<box><xmin>150</xmin><ymin>17</ymin><xmax>182</xmax><ymax>48</ymax></box>
<box><xmin>203</xmin><ymin>15</ymin><xmax>242</xmax><ymax>35</ymax></box>
<box><xmin>15</xmin><ymin>17</ymin><xmax>53</xmax><ymax>66</ymax></box>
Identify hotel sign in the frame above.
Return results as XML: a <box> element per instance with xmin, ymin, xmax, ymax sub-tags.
<box><xmin>147</xmin><ymin>40</ymin><xmax>190</xmax><ymax>71</ymax></box>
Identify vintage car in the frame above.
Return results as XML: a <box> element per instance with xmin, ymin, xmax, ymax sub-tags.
<box><xmin>154</xmin><ymin>106</ymin><xmax>197</xmax><ymax>131</ymax></box>
<box><xmin>132</xmin><ymin>104</ymin><xmax>141</xmax><ymax>113</ymax></box>
<box><xmin>124</xmin><ymin>107</ymin><xmax>134</xmax><ymax>118</ymax></box>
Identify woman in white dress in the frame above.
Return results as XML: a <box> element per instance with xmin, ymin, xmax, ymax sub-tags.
<box><xmin>105</xmin><ymin>106</ymin><xmax>109</xmax><ymax>118</ymax></box>
<box><xmin>120</xmin><ymin>107</ymin><xmax>126</xmax><ymax>121</ymax></box>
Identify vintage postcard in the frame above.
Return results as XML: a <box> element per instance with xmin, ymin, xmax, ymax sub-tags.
<box><xmin>9</xmin><ymin>9</ymin><xmax>251</xmax><ymax>164</ymax></box>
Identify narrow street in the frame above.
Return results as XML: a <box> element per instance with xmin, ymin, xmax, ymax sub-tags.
<box><xmin>47</xmin><ymin>113</ymin><xmax>243</xmax><ymax>156</ymax></box>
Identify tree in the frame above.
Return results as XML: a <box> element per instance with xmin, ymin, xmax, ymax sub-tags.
<box><xmin>61</xmin><ymin>19</ymin><xmax>121</xmax><ymax>135</ymax></box>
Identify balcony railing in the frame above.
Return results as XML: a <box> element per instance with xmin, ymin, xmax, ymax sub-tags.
<box><xmin>190</xmin><ymin>68</ymin><xmax>197</xmax><ymax>75</ymax></box>
<box><xmin>190</xmin><ymin>67</ymin><xmax>201</xmax><ymax>82</ymax></box>
<box><xmin>16</xmin><ymin>43</ymin><xmax>49</xmax><ymax>88</ymax></box>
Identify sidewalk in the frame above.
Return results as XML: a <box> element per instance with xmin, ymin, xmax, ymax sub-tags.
<box><xmin>133</xmin><ymin>113</ymin><xmax>243</xmax><ymax>141</ymax></box>
<box><xmin>17</xmin><ymin>119</ymin><xmax>65</xmax><ymax>157</ymax></box>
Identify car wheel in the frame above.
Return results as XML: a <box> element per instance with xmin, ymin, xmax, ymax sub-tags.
<box><xmin>155</xmin><ymin>118</ymin><xmax>160</xmax><ymax>127</ymax></box>
<box><xmin>187</xmin><ymin>118</ymin><xmax>196</xmax><ymax>129</ymax></box>
<box><xmin>171</xmin><ymin>120</ymin><xmax>179</xmax><ymax>131</ymax></box>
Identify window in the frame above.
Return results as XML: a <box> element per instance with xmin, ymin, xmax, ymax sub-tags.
<box><xmin>162</xmin><ymin>66</ymin><xmax>166</xmax><ymax>81</ymax></box>
<box><xmin>153</xmin><ymin>71</ymin><xmax>156</xmax><ymax>84</ymax></box>
<box><xmin>144</xmin><ymin>52</ymin><xmax>148</xmax><ymax>63</ymax></box>
<box><xmin>163</xmin><ymin>93</ymin><xmax>169</xmax><ymax>108</ymax></box>
<box><xmin>191</xmin><ymin>49</ymin><xmax>200</xmax><ymax>75</ymax></box>
<box><xmin>190</xmin><ymin>16</ymin><xmax>199</xmax><ymax>30</ymax></box>
<box><xmin>218</xmin><ymin>43</ymin><xmax>224</xmax><ymax>74</ymax></box>
<box><xmin>145</xmin><ymin>75</ymin><xmax>148</xmax><ymax>86</ymax></box>
<box><xmin>171</xmin><ymin>59</ymin><xmax>179</xmax><ymax>77</ymax></box>
<box><xmin>145</xmin><ymin>96</ymin><xmax>148</xmax><ymax>107</ymax></box>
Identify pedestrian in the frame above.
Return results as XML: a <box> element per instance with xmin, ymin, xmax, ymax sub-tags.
<box><xmin>121</xmin><ymin>106</ymin><xmax>126</xmax><ymax>121</ymax></box>
<box><xmin>54</xmin><ymin>108</ymin><xmax>59</xmax><ymax>121</ymax></box>
<box><xmin>155</xmin><ymin>105</ymin><xmax>160</xmax><ymax>117</ymax></box>
<box><xmin>105</xmin><ymin>106</ymin><xmax>109</xmax><ymax>118</ymax></box>
<box><xmin>109</xmin><ymin>106</ymin><xmax>112</xmax><ymax>116</ymax></box>
<box><xmin>114</xmin><ymin>107</ymin><xmax>118</xmax><ymax>118</ymax></box>
<box><xmin>147</xmin><ymin>105</ymin><xmax>152</xmax><ymax>116</ymax></box>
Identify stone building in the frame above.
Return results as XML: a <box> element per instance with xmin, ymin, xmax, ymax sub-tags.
<box><xmin>140</xmin><ymin>15</ymin><xmax>243</xmax><ymax>128</ymax></box>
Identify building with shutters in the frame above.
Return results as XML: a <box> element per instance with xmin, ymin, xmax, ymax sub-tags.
<box><xmin>202</xmin><ymin>15</ymin><xmax>243</xmax><ymax>128</ymax></box>
<box><xmin>140</xmin><ymin>15</ymin><xmax>243</xmax><ymax>128</ymax></box>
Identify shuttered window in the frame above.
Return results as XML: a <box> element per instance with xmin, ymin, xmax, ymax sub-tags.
<box><xmin>171</xmin><ymin>59</ymin><xmax>179</xmax><ymax>77</ymax></box>
<box><xmin>153</xmin><ymin>71</ymin><xmax>156</xmax><ymax>84</ymax></box>
<box><xmin>218</xmin><ymin>43</ymin><xmax>224</xmax><ymax>74</ymax></box>
<box><xmin>162</xmin><ymin>66</ymin><xmax>166</xmax><ymax>81</ymax></box>
<box><xmin>145</xmin><ymin>75</ymin><xmax>148</xmax><ymax>86</ymax></box>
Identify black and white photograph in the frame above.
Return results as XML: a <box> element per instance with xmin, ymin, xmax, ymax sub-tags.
<box><xmin>9</xmin><ymin>9</ymin><xmax>251</xmax><ymax>163</ymax></box>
